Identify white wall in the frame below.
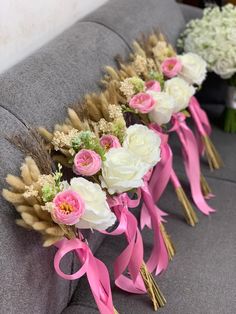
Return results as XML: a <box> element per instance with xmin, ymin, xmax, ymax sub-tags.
<box><xmin>0</xmin><ymin>0</ymin><xmax>107</xmax><ymax>74</ymax></box>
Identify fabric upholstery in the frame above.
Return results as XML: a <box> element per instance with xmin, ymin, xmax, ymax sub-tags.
<box><xmin>0</xmin><ymin>22</ymin><xmax>129</xmax><ymax>129</ymax></box>
<box><xmin>179</xmin><ymin>3</ymin><xmax>203</xmax><ymax>23</ymax></box>
<box><xmin>84</xmin><ymin>0</ymin><xmax>186</xmax><ymax>47</ymax></box>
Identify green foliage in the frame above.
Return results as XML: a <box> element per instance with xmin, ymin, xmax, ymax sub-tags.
<box><xmin>71</xmin><ymin>131</ymin><xmax>106</xmax><ymax>161</ymax></box>
<box><xmin>129</xmin><ymin>76</ymin><xmax>145</xmax><ymax>93</ymax></box>
<box><xmin>42</xmin><ymin>164</ymin><xmax>63</xmax><ymax>202</ymax></box>
<box><xmin>148</xmin><ymin>70</ymin><xmax>165</xmax><ymax>89</ymax></box>
<box><xmin>112</xmin><ymin>117</ymin><xmax>126</xmax><ymax>144</ymax></box>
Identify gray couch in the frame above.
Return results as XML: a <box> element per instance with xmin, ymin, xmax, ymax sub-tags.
<box><xmin>0</xmin><ymin>1</ymin><xmax>235</xmax><ymax>313</ymax></box>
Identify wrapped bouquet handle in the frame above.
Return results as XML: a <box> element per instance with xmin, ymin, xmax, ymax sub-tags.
<box><xmin>54</xmin><ymin>238</ymin><xmax>116</xmax><ymax>314</ymax></box>
<box><xmin>170</xmin><ymin>113</ymin><xmax>216</xmax><ymax>215</ymax></box>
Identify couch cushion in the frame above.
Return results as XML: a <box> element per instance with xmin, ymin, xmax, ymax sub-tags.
<box><xmin>84</xmin><ymin>0</ymin><xmax>186</xmax><ymax>47</ymax></box>
<box><xmin>179</xmin><ymin>3</ymin><xmax>202</xmax><ymax>23</ymax></box>
<box><xmin>0</xmin><ymin>107</ymin><xmax>75</xmax><ymax>314</ymax></box>
<box><xmin>63</xmin><ymin>175</ymin><xmax>236</xmax><ymax>314</ymax></box>
<box><xmin>0</xmin><ymin>21</ymin><xmax>129</xmax><ymax>129</ymax></box>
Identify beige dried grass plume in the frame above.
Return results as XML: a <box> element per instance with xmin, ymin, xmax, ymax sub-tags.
<box><xmin>2</xmin><ymin>156</ymin><xmax>64</xmax><ymax>247</ymax></box>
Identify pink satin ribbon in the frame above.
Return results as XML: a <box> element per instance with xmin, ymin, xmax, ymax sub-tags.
<box><xmin>106</xmin><ymin>193</ymin><xmax>147</xmax><ymax>294</ymax></box>
<box><xmin>170</xmin><ymin>168</ymin><xmax>182</xmax><ymax>189</ymax></box>
<box><xmin>54</xmin><ymin>238</ymin><xmax>115</xmax><ymax>314</ymax></box>
<box><xmin>140</xmin><ymin>125</ymin><xmax>172</xmax><ymax>229</ymax></box>
<box><xmin>140</xmin><ymin>180</ymin><xmax>169</xmax><ymax>275</ymax></box>
<box><xmin>170</xmin><ymin>113</ymin><xmax>215</xmax><ymax>215</ymax></box>
<box><xmin>188</xmin><ymin>96</ymin><xmax>212</xmax><ymax>156</ymax></box>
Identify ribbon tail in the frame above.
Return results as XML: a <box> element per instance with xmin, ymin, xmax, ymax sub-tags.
<box><xmin>85</xmin><ymin>253</ymin><xmax>115</xmax><ymax>314</ymax></box>
<box><xmin>189</xmin><ymin>96</ymin><xmax>212</xmax><ymax>155</ymax></box>
<box><xmin>54</xmin><ymin>238</ymin><xmax>115</xmax><ymax>314</ymax></box>
<box><xmin>110</xmin><ymin>199</ymin><xmax>146</xmax><ymax>295</ymax></box>
<box><xmin>142</xmin><ymin>185</ymin><xmax>169</xmax><ymax>275</ymax></box>
<box><xmin>140</xmin><ymin>202</ymin><xmax>152</xmax><ymax>229</ymax></box>
<box><xmin>149</xmin><ymin>143</ymin><xmax>173</xmax><ymax>203</ymax></box>
<box><xmin>174</xmin><ymin>118</ymin><xmax>216</xmax><ymax>215</ymax></box>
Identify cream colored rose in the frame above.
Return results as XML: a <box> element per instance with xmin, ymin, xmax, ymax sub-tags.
<box><xmin>100</xmin><ymin>147</ymin><xmax>149</xmax><ymax>195</ymax></box>
<box><xmin>164</xmin><ymin>77</ymin><xmax>195</xmax><ymax>112</ymax></box>
<box><xmin>123</xmin><ymin>124</ymin><xmax>161</xmax><ymax>168</ymax></box>
<box><xmin>70</xmin><ymin>177</ymin><xmax>116</xmax><ymax>230</ymax></box>
<box><xmin>147</xmin><ymin>91</ymin><xmax>175</xmax><ymax>126</ymax></box>
<box><xmin>212</xmin><ymin>56</ymin><xmax>236</xmax><ymax>79</ymax></box>
<box><xmin>178</xmin><ymin>53</ymin><xmax>207</xmax><ymax>85</ymax></box>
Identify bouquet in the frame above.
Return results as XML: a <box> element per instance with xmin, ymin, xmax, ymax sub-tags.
<box><xmin>39</xmin><ymin>105</ymin><xmax>166</xmax><ymax>311</ymax></box>
<box><xmin>178</xmin><ymin>4</ymin><xmax>236</xmax><ymax>132</ymax></box>
<box><xmin>2</xmin><ymin>133</ymin><xmax>119</xmax><ymax>314</ymax></box>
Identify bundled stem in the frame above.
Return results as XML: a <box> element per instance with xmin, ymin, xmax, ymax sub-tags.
<box><xmin>140</xmin><ymin>262</ymin><xmax>166</xmax><ymax>311</ymax></box>
<box><xmin>202</xmin><ymin>135</ymin><xmax>223</xmax><ymax>170</ymax></box>
<box><xmin>160</xmin><ymin>223</ymin><xmax>175</xmax><ymax>260</ymax></box>
<box><xmin>175</xmin><ymin>187</ymin><xmax>198</xmax><ymax>227</ymax></box>
<box><xmin>200</xmin><ymin>173</ymin><xmax>213</xmax><ymax>198</ymax></box>
<box><xmin>221</xmin><ymin>107</ymin><xmax>236</xmax><ymax>133</ymax></box>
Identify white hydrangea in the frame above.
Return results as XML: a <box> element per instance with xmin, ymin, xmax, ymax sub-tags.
<box><xmin>178</xmin><ymin>4</ymin><xmax>236</xmax><ymax>79</ymax></box>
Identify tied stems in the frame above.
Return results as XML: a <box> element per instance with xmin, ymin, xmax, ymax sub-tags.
<box><xmin>160</xmin><ymin>223</ymin><xmax>176</xmax><ymax>260</ymax></box>
<box><xmin>202</xmin><ymin>135</ymin><xmax>223</xmax><ymax>170</ymax></box>
<box><xmin>221</xmin><ymin>107</ymin><xmax>236</xmax><ymax>133</ymax></box>
<box><xmin>200</xmin><ymin>173</ymin><xmax>212</xmax><ymax>198</ymax></box>
<box><xmin>140</xmin><ymin>262</ymin><xmax>166</xmax><ymax>311</ymax></box>
<box><xmin>175</xmin><ymin>187</ymin><xmax>198</xmax><ymax>227</ymax></box>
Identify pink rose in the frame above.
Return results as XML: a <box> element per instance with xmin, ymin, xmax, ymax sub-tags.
<box><xmin>74</xmin><ymin>149</ymin><xmax>101</xmax><ymax>176</ymax></box>
<box><xmin>145</xmin><ymin>80</ymin><xmax>161</xmax><ymax>92</ymax></box>
<box><xmin>129</xmin><ymin>92</ymin><xmax>155</xmax><ymax>113</ymax></box>
<box><xmin>100</xmin><ymin>135</ymin><xmax>121</xmax><ymax>150</ymax></box>
<box><xmin>161</xmin><ymin>57</ymin><xmax>182</xmax><ymax>78</ymax></box>
<box><xmin>52</xmin><ymin>190</ymin><xmax>85</xmax><ymax>225</ymax></box>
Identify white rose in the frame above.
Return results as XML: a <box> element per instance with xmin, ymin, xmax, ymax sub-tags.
<box><xmin>178</xmin><ymin>53</ymin><xmax>207</xmax><ymax>85</ymax></box>
<box><xmin>100</xmin><ymin>147</ymin><xmax>149</xmax><ymax>194</ymax></box>
<box><xmin>70</xmin><ymin>177</ymin><xmax>116</xmax><ymax>230</ymax></box>
<box><xmin>164</xmin><ymin>77</ymin><xmax>195</xmax><ymax>112</ymax></box>
<box><xmin>123</xmin><ymin>124</ymin><xmax>161</xmax><ymax>168</ymax></box>
<box><xmin>212</xmin><ymin>56</ymin><xmax>236</xmax><ymax>79</ymax></box>
<box><xmin>147</xmin><ymin>91</ymin><xmax>175</xmax><ymax>126</ymax></box>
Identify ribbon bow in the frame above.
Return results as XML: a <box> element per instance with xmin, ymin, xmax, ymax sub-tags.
<box><xmin>54</xmin><ymin>238</ymin><xmax>115</xmax><ymax>314</ymax></box>
<box><xmin>169</xmin><ymin>112</ymin><xmax>215</xmax><ymax>215</ymax></box>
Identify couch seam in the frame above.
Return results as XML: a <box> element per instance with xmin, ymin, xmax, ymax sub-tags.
<box><xmin>83</xmin><ymin>19</ymin><xmax>133</xmax><ymax>51</ymax></box>
<box><xmin>0</xmin><ymin>104</ymin><xmax>30</xmax><ymax>129</ymax></box>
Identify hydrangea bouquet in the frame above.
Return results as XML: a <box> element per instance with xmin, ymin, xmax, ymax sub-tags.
<box><xmin>178</xmin><ymin>4</ymin><xmax>236</xmax><ymax>132</ymax></box>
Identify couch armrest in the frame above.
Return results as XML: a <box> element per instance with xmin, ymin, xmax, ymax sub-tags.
<box><xmin>179</xmin><ymin>3</ymin><xmax>202</xmax><ymax>23</ymax></box>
